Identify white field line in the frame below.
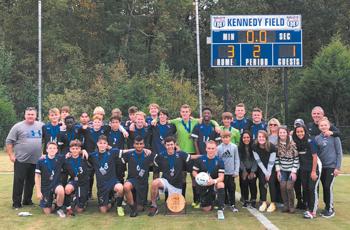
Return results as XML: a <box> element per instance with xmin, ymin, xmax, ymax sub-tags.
<box><xmin>235</xmin><ymin>192</ymin><xmax>279</xmax><ymax>230</ymax></box>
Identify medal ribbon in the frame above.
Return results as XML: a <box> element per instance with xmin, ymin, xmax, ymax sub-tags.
<box><xmin>132</xmin><ymin>151</ymin><xmax>145</xmax><ymax>170</ymax></box>
<box><xmin>70</xmin><ymin>156</ymin><xmax>81</xmax><ymax>177</ymax></box>
<box><xmin>181</xmin><ymin>119</ymin><xmax>191</xmax><ymax>133</ymax></box>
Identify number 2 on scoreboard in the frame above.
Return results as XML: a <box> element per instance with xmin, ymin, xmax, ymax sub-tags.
<box><xmin>253</xmin><ymin>45</ymin><xmax>260</xmax><ymax>58</ymax></box>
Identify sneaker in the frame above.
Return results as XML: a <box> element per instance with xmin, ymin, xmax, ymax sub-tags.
<box><xmin>12</xmin><ymin>204</ymin><xmax>22</xmax><ymax>210</ymax></box>
<box><xmin>130</xmin><ymin>205</ymin><xmax>137</xmax><ymax>218</ymax></box>
<box><xmin>117</xmin><ymin>206</ymin><xmax>125</xmax><ymax>217</ymax></box>
<box><xmin>56</xmin><ymin>209</ymin><xmax>66</xmax><ymax>218</ymax></box>
<box><xmin>250</xmin><ymin>201</ymin><xmax>256</xmax><ymax>209</ymax></box>
<box><xmin>193</xmin><ymin>202</ymin><xmax>200</xmax><ymax>209</ymax></box>
<box><xmin>22</xmin><ymin>201</ymin><xmax>34</xmax><ymax>206</ymax></box>
<box><xmin>66</xmin><ymin>207</ymin><xmax>75</xmax><ymax>217</ymax></box>
<box><xmin>304</xmin><ymin>211</ymin><xmax>316</xmax><ymax>219</ymax></box>
<box><xmin>217</xmin><ymin>210</ymin><xmax>225</xmax><ymax>220</ymax></box>
<box><xmin>267</xmin><ymin>202</ymin><xmax>276</xmax><ymax>213</ymax></box>
<box><xmin>148</xmin><ymin>206</ymin><xmax>158</xmax><ymax>217</ymax></box>
<box><xmin>230</xmin><ymin>205</ymin><xmax>239</xmax><ymax>213</ymax></box>
<box><xmin>242</xmin><ymin>201</ymin><xmax>249</xmax><ymax>208</ymax></box>
<box><xmin>259</xmin><ymin>201</ymin><xmax>267</xmax><ymax>212</ymax></box>
<box><xmin>321</xmin><ymin>209</ymin><xmax>335</xmax><ymax>218</ymax></box>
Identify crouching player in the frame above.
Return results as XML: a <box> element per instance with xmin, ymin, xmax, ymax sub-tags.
<box><xmin>35</xmin><ymin>142</ymin><xmax>66</xmax><ymax>217</ymax></box>
<box><xmin>122</xmin><ymin>136</ymin><xmax>155</xmax><ymax>217</ymax></box>
<box><xmin>148</xmin><ymin>136</ymin><xmax>200</xmax><ymax>216</ymax></box>
<box><xmin>89</xmin><ymin>135</ymin><xmax>129</xmax><ymax>215</ymax></box>
<box><xmin>64</xmin><ymin>140</ymin><xmax>90</xmax><ymax>216</ymax></box>
<box><xmin>193</xmin><ymin>141</ymin><xmax>225</xmax><ymax>220</ymax></box>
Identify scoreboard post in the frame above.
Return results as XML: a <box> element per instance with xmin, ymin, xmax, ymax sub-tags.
<box><xmin>210</xmin><ymin>15</ymin><xmax>302</xmax><ymax>68</ymax></box>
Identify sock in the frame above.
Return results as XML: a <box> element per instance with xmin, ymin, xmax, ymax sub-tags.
<box><xmin>217</xmin><ymin>188</ymin><xmax>225</xmax><ymax>210</ymax></box>
<box><xmin>182</xmin><ymin>182</ymin><xmax>187</xmax><ymax>198</ymax></box>
<box><xmin>192</xmin><ymin>186</ymin><xmax>199</xmax><ymax>203</ymax></box>
<box><xmin>116</xmin><ymin>196</ymin><xmax>123</xmax><ymax>207</ymax></box>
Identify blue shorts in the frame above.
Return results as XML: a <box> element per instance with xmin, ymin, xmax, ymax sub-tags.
<box><xmin>97</xmin><ymin>178</ymin><xmax>121</xmax><ymax>207</ymax></box>
<box><xmin>280</xmin><ymin>171</ymin><xmax>294</xmax><ymax>182</ymax></box>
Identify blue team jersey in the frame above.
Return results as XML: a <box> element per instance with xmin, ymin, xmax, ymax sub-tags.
<box><xmin>231</xmin><ymin>117</ymin><xmax>252</xmax><ymax>134</ymax></box>
<box><xmin>150</xmin><ymin>122</ymin><xmax>176</xmax><ymax>154</ymax></box>
<box><xmin>191</xmin><ymin>123</ymin><xmax>220</xmax><ymax>154</ymax></box>
<box><xmin>250</xmin><ymin>122</ymin><xmax>267</xmax><ymax>140</ymax></box>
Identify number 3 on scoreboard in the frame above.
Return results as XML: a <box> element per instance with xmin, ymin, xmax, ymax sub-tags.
<box><xmin>228</xmin><ymin>45</ymin><xmax>234</xmax><ymax>58</ymax></box>
<box><xmin>253</xmin><ymin>45</ymin><xmax>260</xmax><ymax>58</ymax></box>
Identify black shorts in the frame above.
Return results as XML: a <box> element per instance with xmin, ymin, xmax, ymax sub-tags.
<box><xmin>198</xmin><ymin>185</ymin><xmax>216</xmax><ymax>208</ymax></box>
<box><xmin>97</xmin><ymin>178</ymin><xmax>121</xmax><ymax>207</ymax></box>
<box><xmin>67</xmin><ymin>180</ymin><xmax>89</xmax><ymax>208</ymax></box>
<box><xmin>127</xmin><ymin>178</ymin><xmax>148</xmax><ymax>205</ymax></box>
<box><xmin>40</xmin><ymin>184</ymin><xmax>62</xmax><ymax>208</ymax></box>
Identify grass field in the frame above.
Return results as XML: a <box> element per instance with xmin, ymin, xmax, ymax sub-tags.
<box><xmin>1</xmin><ymin>152</ymin><xmax>350</xmax><ymax>230</ymax></box>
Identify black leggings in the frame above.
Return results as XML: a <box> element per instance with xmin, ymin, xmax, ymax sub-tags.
<box><xmin>321</xmin><ymin>168</ymin><xmax>335</xmax><ymax>211</ymax></box>
<box><xmin>300</xmin><ymin>169</ymin><xmax>320</xmax><ymax>213</ymax></box>
<box><xmin>239</xmin><ymin>170</ymin><xmax>257</xmax><ymax>202</ymax></box>
<box><xmin>257</xmin><ymin>168</ymin><xmax>276</xmax><ymax>202</ymax></box>
<box><xmin>224</xmin><ymin>175</ymin><xmax>236</xmax><ymax>206</ymax></box>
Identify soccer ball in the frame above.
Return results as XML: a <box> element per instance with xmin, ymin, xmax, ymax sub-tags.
<box><xmin>195</xmin><ymin>172</ymin><xmax>210</xmax><ymax>186</ymax></box>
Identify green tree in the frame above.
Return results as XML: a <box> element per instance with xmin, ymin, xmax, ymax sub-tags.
<box><xmin>290</xmin><ymin>37</ymin><xmax>350</xmax><ymax>126</ymax></box>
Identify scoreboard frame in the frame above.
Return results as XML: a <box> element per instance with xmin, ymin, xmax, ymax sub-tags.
<box><xmin>210</xmin><ymin>15</ymin><xmax>303</xmax><ymax>68</ymax></box>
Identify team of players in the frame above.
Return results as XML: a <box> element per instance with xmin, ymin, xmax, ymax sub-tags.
<box><xmin>35</xmin><ymin>103</ymin><xmax>342</xmax><ymax>220</ymax></box>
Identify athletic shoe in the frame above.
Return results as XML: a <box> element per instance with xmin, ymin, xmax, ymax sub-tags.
<box><xmin>117</xmin><ymin>206</ymin><xmax>125</xmax><ymax>217</ymax></box>
<box><xmin>321</xmin><ymin>209</ymin><xmax>335</xmax><ymax>218</ymax></box>
<box><xmin>242</xmin><ymin>201</ymin><xmax>249</xmax><ymax>208</ymax></box>
<box><xmin>217</xmin><ymin>210</ymin><xmax>225</xmax><ymax>220</ymax></box>
<box><xmin>319</xmin><ymin>209</ymin><xmax>327</xmax><ymax>216</ymax></box>
<box><xmin>250</xmin><ymin>201</ymin><xmax>256</xmax><ymax>209</ymax></box>
<box><xmin>230</xmin><ymin>205</ymin><xmax>239</xmax><ymax>213</ymax></box>
<box><xmin>130</xmin><ymin>205</ymin><xmax>137</xmax><ymax>218</ymax></box>
<box><xmin>148</xmin><ymin>206</ymin><xmax>158</xmax><ymax>217</ymax></box>
<box><xmin>66</xmin><ymin>207</ymin><xmax>75</xmax><ymax>217</ymax></box>
<box><xmin>56</xmin><ymin>209</ymin><xmax>66</xmax><ymax>218</ymax></box>
<box><xmin>22</xmin><ymin>201</ymin><xmax>34</xmax><ymax>206</ymax></box>
<box><xmin>259</xmin><ymin>202</ymin><xmax>267</xmax><ymax>212</ymax></box>
<box><xmin>267</xmin><ymin>202</ymin><xmax>276</xmax><ymax>213</ymax></box>
<box><xmin>193</xmin><ymin>202</ymin><xmax>200</xmax><ymax>209</ymax></box>
<box><xmin>304</xmin><ymin>211</ymin><xmax>316</xmax><ymax>219</ymax></box>
<box><xmin>12</xmin><ymin>204</ymin><xmax>22</xmax><ymax>210</ymax></box>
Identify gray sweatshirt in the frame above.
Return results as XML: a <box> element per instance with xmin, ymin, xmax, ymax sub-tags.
<box><xmin>315</xmin><ymin>134</ymin><xmax>342</xmax><ymax>169</ymax></box>
<box><xmin>217</xmin><ymin>143</ymin><xmax>240</xmax><ymax>176</ymax></box>
<box><xmin>6</xmin><ymin>120</ymin><xmax>44</xmax><ymax>164</ymax></box>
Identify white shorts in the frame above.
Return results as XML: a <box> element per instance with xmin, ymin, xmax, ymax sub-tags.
<box><xmin>159</xmin><ymin>178</ymin><xmax>182</xmax><ymax>195</ymax></box>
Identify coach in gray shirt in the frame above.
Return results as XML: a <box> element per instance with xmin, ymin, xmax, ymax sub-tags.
<box><xmin>6</xmin><ymin>107</ymin><xmax>44</xmax><ymax>209</ymax></box>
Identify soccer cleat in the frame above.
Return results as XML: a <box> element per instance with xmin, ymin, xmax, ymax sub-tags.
<box><xmin>148</xmin><ymin>206</ymin><xmax>158</xmax><ymax>217</ymax></box>
<box><xmin>56</xmin><ymin>209</ymin><xmax>66</xmax><ymax>218</ymax></box>
<box><xmin>66</xmin><ymin>207</ymin><xmax>75</xmax><ymax>217</ymax></box>
<box><xmin>321</xmin><ymin>209</ymin><xmax>335</xmax><ymax>218</ymax></box>
<box><xmin>304</xmin><ymin>211</ymin><xmax>316</xmax><ymax>219</ymax></box>
<box><xmin>129</xmin><ymin>205</ymin><xmax>137</xmax><ymax>218</ymax></box>
<box><xmin>230</xmin><ymin>205</ymin><xmax>239</xmax><ymax>213</ymax></box>
<box><xmin>267</xmin><ymin>202</ymin><xmax>276</xmax><ymax>213</ymax></box>
<box><xmin>117</xmin><ymin>206</ymin><xmax>125</xmax><ymax>217</ymax></box>
<box><xmin>193</xmin><ymin>202</ymin><xmax>200</xmax><ymax>209</ymax></box>
<box><xmin>259</xmin><ymin>202</ymin><xmax>267</xmax><ymax>212</ymax></box>
<box><xmin>217</xmin><ymin>210</ymin><xmax>225</xmax><ymax>220</ymax></box>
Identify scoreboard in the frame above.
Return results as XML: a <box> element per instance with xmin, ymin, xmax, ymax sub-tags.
<box><xmin>211</xmin><ymin>15</ymin><xmax>302</xmax><ymax>67</ymax></box>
